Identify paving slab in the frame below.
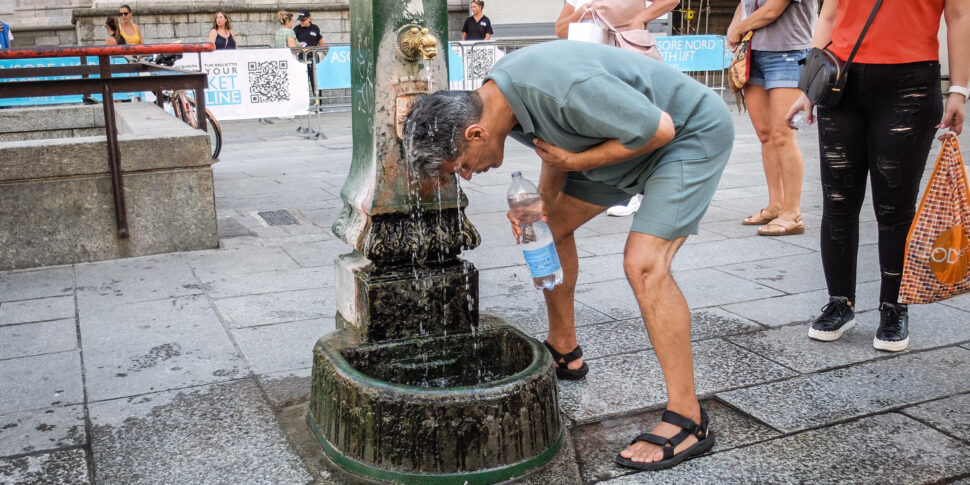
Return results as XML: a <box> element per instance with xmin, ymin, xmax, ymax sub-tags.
<box><xmin>901</xmin><ymin>393</ymin><xmax>970</xmax><ymax>443</ymax></box>
<box><xmin>199</xmin><ymin>266</ymin><xmax>332</xmax><ymax>299</ymax></box>
<box><xmin>943</xmin><ymin>291</ymin><xmax>970</xmax><ymax>312</ymax></box>
<box><xmin>670</xmin><ymin>236</ymin><xmax>812</xmax><ymax>272</ymax></box>
<box><xmin>572</xmin><ymin>400</ymin><xmax>781</xmax><ymax>484</ymax></box>
<box><xmin>479</xmin><ymin>292</ymin><xmax>612</xmax><ymax>336</ymax></box>
<box><xmin>90</xmin><ymin>379</ymin><xmax>311</xmax><ymax>485</ymax></box>
<box><xmin>0</xmin><ymin>295</ymin><xmax>74</xmax><ymax>326</ymax></box>
<box><xmin>576</xmin><ymin>254</ymin><xmax>626</xmax><ymax>285</ymax></box>
<box><xmin>727</xmin><ymin>304</ymin><xmax>970</xmax><ymax>373</ymax></box>
<box><xmin>598</xmin><ymin>413</ymin><xmax>970</xmax><ymax>485</ymax></box>
<box><xmin>0</xmin><ymin>449</ymin><xmax>89</xmax><ymax>485</ymax></box>
<box><xmin>720</xmin><ymin>280</ymin><xmax>881</xmax><ymax>327</ymax></box>
<box><xmin>279</xmin><ymin>239</ymin><xmax>352</xmax><ymax>268</ymax></box>
<box><xmin>232</xmin><ymin>318</ymin><xmax>334</xmax><ymax>374</ymax></box>
<box><xmin>701</xmin><ymin>215</ymin><xmax>813</xmax><ymax>240</ymax></box>
<box><xmin>0</xmin><ymin>351</ymin><xmax>83</xmax><ymax>415</ymax></box>
<box><xmin>75</xmin><ymin>255</ymin><xmax>201</xmax><ymax>307</ymax></box>
<box><xmin>477</xmin><ymin>266</ymin><xmax>542</xmax><ymax>298</ymax></box>
<box><xmin>0</xmin><ymin>319</ymin><xmax>77</xmax><ymax>360</ymax></box>
<box><xmin>185</xmin><ymin>246</ymin><xmax>300</xmax><ymax>279</ymax></box>
<box><xmin>535</xmin><ymin>309</ymin><xmax>761</xmax><ymax>361</ymax></box>
<box><xmin>214</xmin><ymin>288</ymin><xmax>335</xmax><ymax>329</ymax></box>
<box><xmin>717</xmin><ymin>346</ymin><xmax>970</xmax><ymax>433</ymax></box>
<box><xmin>716</xmin><ymin>243</ymin><xmax>881</xmax><ymax>294</ymax></box>
<box><xmin>0</xmin><ymin>267</ymin><xmax>74</xmax><ymax>303</ymax></box>
<box><xmin>0</xmin><ymin>405</ymin><xmax>86</xmax><ymax>457</ymax></box>
<box><xmin>80</xmin><ymin>295</ymin><xmax>246</xmax><ymax>401</ymax></box>
<box><xmin>558</xmin><ymin>339</ymin><xmax>796</xmax><ymax>423</ymax></box>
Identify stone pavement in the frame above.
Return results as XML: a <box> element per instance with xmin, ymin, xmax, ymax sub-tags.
<box><xmin>2</xmin><ymin>104</ymin><xmax>970</xmax><ymax>484</ymax></box>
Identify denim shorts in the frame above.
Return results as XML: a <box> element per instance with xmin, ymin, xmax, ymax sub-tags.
<box><xmin>748</xmin><ymin>49</ymin><xmax>808</xmax><ymax>90</ymax></box>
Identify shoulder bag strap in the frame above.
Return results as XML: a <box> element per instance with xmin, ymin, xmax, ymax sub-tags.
<box><xmin>842</xmin><ymin>0</ymin><xmax>883</xmax><ymax>71</ymax></box>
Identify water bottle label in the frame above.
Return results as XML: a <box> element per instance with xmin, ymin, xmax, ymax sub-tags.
<box><xmin>522</xmin><ymin>242</ymin><xmax>561</xmax><ymax>277</ymax></box>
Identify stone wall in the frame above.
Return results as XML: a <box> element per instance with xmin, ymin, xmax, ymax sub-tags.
<box><xmin>3</xmin><ymin>1</ymin><xmax>468</xmax><ymax>47</ymax></box>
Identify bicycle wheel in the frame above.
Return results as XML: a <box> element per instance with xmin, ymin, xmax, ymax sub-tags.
<box><xmin>206</xmin><ymin>111</ymin><xmax>222</xmax><ymax>160</ymax></box>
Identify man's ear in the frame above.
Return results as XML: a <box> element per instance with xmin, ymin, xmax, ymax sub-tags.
<box><xmin>464</xmin><ymin>123</ymin><xmax>488</xmax><ymax>143</ymax></box>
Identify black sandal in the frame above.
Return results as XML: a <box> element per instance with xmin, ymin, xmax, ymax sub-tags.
<box><xmin>543</xmin><ymin>341</ymin><xmax>589</xmax><ymax>380</ymax></box>
<box><xmin>614</xmin><ymin>407</ymin><xmax>715</xmax><ymax>471</ymax></box>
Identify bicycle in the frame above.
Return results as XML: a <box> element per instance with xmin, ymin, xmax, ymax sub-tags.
<box><xmin>146</xmin><ymin>54</ymin><xmax>222</xmax><ymax>160</ymax></box>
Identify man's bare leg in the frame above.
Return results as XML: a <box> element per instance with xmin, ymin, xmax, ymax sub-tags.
<box><xmin>542</xmin><ymin>193</ymin><xmax>606</xmax><ymax>370</ymax></box>
<box><xmin>618</xmin><ymin>232</ymin><xmax>702</xmax><ymax>462</ymax></box>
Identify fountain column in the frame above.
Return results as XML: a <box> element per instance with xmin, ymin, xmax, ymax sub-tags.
<box><xmin>308</xmin><ymin>1</ymin><xmax>563</xmax><ymax>483</ymax></box>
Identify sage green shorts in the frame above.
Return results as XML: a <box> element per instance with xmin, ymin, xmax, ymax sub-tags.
<box><xmin>561</xmin><ymin>146</ymin><xmax>731</xmax><ymax>240</ymax></box>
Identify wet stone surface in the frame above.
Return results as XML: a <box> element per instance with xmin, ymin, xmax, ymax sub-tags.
<box><xmin>90</xmin><ymin>378</ymin><xmax>311</xmax><ymax>485</ymax></box>
<box><xmin>596</xmin><ymin>413</ymin><xmax>970</xmax><ymax>485</ymax></box>
<box><xmin>0</xmin><ymin>405</ymin><xmax>86</xmax><ymax>457</ymax></box>
<box><xmin>0</xmin><ymin>449</ymin><xmax>89</xmax><ymax>485</ymax></box>
<box><xmin>572</xmin><ymin>400</ymin><xmax>781</xmax><ymax>484</ymax></box>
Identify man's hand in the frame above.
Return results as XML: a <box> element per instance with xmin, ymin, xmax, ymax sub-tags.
<box><xmin>534</xmin><ymin>138</ymin><xmax>583</xmax><ymax>171</ymax></box>
<box><xmin>507</xmin><ymin>203</ymin><xmax>547</xmax><ymax>244</ymax></box>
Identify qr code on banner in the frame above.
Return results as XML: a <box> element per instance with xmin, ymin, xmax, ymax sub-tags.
<box><xmin>248</xmin><ymin>60</ymin><xmax>290</xmax><ymax>103</ymax></box>
<box><xmin>465</xmin><ymin>48</ymin><xmax>495</xmax><ymax>80</ymax></box>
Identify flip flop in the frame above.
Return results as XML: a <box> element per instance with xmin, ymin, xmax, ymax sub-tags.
<box><xmin>758</xmin><ymin>215</ymin><xmax>805</xmax><ymax>236</ymax></box>
<box><xmin>742</xmin><ymin>208</ymin><xmax>779</xmax><ymax>226</ymax></box>
<box><xmin>615</xmin><ymin>408</ymin><xmax>715</xmax><ymax>471</ymax></box>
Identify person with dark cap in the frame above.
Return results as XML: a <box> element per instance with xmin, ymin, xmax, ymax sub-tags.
<box><xmin>293</xmin><ymin>11</ymin><xmax>327</xmax><ymax>101</ymax></box>
<box><xmin>294</xmin><ymin>11</ymin><xmax>325</xmax><ymax>48</ymax></box>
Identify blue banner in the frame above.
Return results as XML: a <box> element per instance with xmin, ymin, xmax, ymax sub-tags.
<box><xmin>653</xmin><ymin>35</ymin><xmax>728</xmax><ymax>72</ymax></box>
<box><xmin>0</xmin><ymin>56</ymin><xmax>136</xmax><ymax>107</ymax></box>
<box><xmin>315</xmin><ymin>44</ymin><xmax>465</xmax><ymax>90</ymax></box>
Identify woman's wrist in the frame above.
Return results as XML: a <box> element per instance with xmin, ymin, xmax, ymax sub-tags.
<box><xmin>948</xmin><ymin>85</ymin><xmax>969</xmax><ymax>100</ymax></box>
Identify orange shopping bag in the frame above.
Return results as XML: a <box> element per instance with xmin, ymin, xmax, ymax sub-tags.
<box><xmin>899</xmin><ymin>135</ymin><xmax>970</xmax><ymax>304</ymax></box>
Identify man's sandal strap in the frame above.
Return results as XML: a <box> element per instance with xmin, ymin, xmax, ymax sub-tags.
<box><xmin>543</xmin><ymin>341</ymin><xmax>583</xmax><ymax>365</ymax></box>
<box><xmin>630</xmin><ymin>432</ymin><xmax>670</xmax><ymax>447</ymax></box>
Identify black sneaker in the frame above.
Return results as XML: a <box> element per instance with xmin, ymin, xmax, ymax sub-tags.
<box><xmin>808</xmin><ymin>296</ymin><xmax>856</xmax><ymax>341</ymax></box>
<box><xmin>873</xmin><ymin>302</ymin><xmax>909</xmax><ymax>352</ymax></box>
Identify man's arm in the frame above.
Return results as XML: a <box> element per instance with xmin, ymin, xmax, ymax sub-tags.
<box><xmin>534</xmin><ymin>111</ymin><xmax>675</xmax><ymax>172</ymax></box>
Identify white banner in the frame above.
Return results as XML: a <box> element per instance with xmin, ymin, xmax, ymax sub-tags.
<box><xmin>174</xmin><ymin>48</ymin><xmax>309</xmax><ymax>121</ymax></box>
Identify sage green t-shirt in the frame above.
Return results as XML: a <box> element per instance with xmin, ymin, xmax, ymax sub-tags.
<box><xmin>483</xmin><ymin>40</ymin><xmax>731</xmax><ymax>193</ymax></box>
<box><xmin>275</xmin><ymin>27</ymin><xmax>296</xmax><ymax>48</ymax></box>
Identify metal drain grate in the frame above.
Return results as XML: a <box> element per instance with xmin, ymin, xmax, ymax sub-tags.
<box><xmin>257</xmin><ymin>209</ymin><xmax>299</xmax><ymax>226</ymax></box>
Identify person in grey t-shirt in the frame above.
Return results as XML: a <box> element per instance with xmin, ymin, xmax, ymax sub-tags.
<box><xmin>727</xmin><ymin>0</ymin><xmax>817</xmax><ymax>237</ymax></box>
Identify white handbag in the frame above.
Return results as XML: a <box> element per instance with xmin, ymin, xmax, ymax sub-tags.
<box><xmin>567</xmin><ymin>9</ymin><xmax>609</xmax><ymax>45</ymax></box>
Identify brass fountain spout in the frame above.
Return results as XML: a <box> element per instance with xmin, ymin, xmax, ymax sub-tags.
<box><xmin>396</xmin><ymin>25</ymin><xmax>438</xmax><ymax>61</ymax></box>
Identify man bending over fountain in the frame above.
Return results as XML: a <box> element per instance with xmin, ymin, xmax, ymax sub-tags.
<box><xmin>404</xmin><ymin>40</ymin><xmax>733</xmax><ymax>472</ymax></box>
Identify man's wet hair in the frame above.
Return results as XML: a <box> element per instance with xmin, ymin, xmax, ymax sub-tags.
<box><xmin>403</xmin><ymin>90</ymin><xmax>483</xmax><ymax>179</ymax></box>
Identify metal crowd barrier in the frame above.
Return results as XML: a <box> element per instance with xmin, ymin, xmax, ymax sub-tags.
<box><xmin>450</xmin><ymin>37</ymin><xmax>729</xmax><ymax>96</ymax></box>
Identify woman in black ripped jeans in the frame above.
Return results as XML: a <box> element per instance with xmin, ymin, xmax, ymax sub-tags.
<box><xmin>787</xmin><ymin>0</ymin><xmax>968</xmax><ymax>352</ymax></box>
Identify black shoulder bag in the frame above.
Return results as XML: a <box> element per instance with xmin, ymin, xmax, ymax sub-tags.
<box><xmin>798</xmin><ymin>0</ymin><xmax>882</xmax><ymax>108</ymax></box>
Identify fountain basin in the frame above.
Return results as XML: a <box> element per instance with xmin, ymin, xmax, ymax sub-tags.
<box><xmin>308</xmin><ymin>323</ymin><xmax>562</xmax><ymax>484</ymax></box>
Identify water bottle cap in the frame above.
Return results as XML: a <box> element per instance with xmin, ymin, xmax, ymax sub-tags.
<box><xmin>511</xmin><ymin>171</ymin><xmax>522</xmax><ymax>178</ymax></box>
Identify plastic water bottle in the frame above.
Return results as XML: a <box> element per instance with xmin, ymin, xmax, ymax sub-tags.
<box><xmin>507</xmin><ymin>172</ymin><xmax>564</xmax><ymax>291</ymax></box>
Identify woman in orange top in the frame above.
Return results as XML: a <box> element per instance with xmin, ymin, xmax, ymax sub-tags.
<box><xmin>788</xmin><ymin>0</ymin><xmax>968</xmax><ymax>352</ymax></box>
<box><xmin>118</xmin><ymin>4</ymin><xmax>142</xmax><ymax>45</ymax></box>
